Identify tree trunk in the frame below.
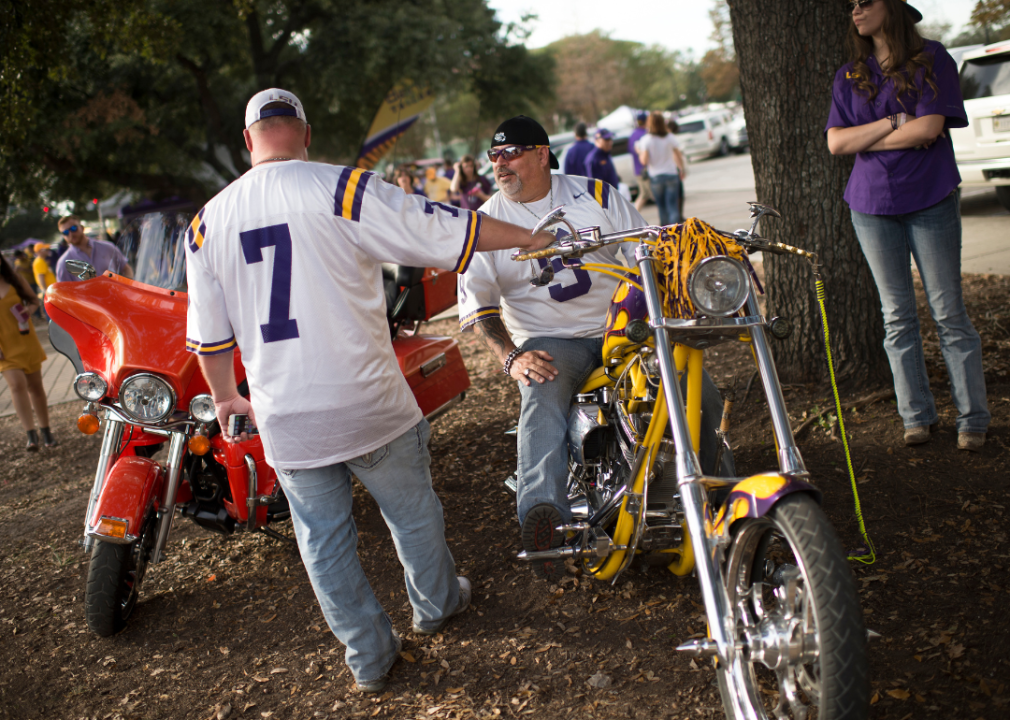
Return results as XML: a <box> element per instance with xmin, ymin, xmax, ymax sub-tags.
<box><xmin>727</xmin><ymin>0</ymin><xmax>889</xmax><ymax>386</ymax></box>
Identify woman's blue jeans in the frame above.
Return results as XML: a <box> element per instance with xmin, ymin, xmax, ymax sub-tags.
<box><xmin>650</xmin><ymin>173</ymin><xmax>682</xmax><ymax>226</ymax></box>
<box><xmin>275</xmin><ymin>419</ymin><xmax>459</xmax><ymax>684</ymax></box>
<box><xmin>851</xmin><ymin>193</ymin><xmax>989</xmax><ymax>433</ymax></box>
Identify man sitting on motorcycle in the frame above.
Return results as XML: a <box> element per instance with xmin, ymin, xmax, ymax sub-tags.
<box><xmin>459</xmin><ymin>115</ymin><xmax>731</xmax><ymax>582</ymax></box>
<box><xmin>186</xmin><ymin>90</ymin><xmax>556</xmax><ymax>693</ymax></box>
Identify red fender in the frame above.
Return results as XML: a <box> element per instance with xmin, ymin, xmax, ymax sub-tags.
<box><xmin>88</xmin><ymin>456</ymin><xmax>164</xmax><ymax>543</ymax></box>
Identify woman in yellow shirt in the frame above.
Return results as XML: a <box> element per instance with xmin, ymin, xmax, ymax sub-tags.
<box><xmin>0</xmin><ymin>254</ymin><xmax>56</xmax><ymax>451</ymax></box>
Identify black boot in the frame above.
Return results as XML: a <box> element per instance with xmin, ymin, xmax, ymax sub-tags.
<box><xmin>26</xmin><ymin>429</ymin><xmax>40</xmax><ymax>452</ymax></box>
<box><xmin>40</xmin><ymin>427</ymin><xmax>58</xmax><ymax>448</ymax></box>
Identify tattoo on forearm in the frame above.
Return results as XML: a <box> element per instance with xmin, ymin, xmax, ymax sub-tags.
<box><xmin>473</xmin><ymin>317</ymin><xmax>515</xmax><ymax>362</ymax></box>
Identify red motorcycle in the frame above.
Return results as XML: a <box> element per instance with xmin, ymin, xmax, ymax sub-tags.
<box><xmin>45</xmin><ymin>209</ymin><xmax>469</xmax><ymax>636</ymax></box>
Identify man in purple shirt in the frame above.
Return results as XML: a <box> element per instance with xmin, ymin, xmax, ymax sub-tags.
<box><xmin>628</xmin><ymin>110</ymin><xmax>652</xmax><ymax>210</ymax></box>
<box><xmin>55</xmin><ymin>215</ymin><xmax>134</xmax><ymax>282</ymax></box>
<box><xmin>562</xmin><ymin>122</ymin><xmax>594</xmax><ymax>177</ymax></box>
<box><xmin>584</xmin><ymin>128</ymin><xmax>621</xmax><ymax>189</ymax></box>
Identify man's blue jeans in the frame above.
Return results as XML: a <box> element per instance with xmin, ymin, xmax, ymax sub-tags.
<box><xmin>515</xmin><ymin>336</ymin><xmax>731</xmax><ymax>526</ymax></box>
<box><xmin>651</xmin><ymin>173</ymin><xmax>682</xmax><ymax>226</ymax></box>
<box><xmin>275</xmin><ymin>419</ymin><xmax>458</xmax><ymax>684</ymax></box>
<box><xmin>851</xmin><ymin>192</ymin><xmax>989</xmax><ymax>433</ymax></box>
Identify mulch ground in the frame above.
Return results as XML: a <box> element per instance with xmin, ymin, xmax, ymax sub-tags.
<box><xmin>1</xmin><ymin>273</ymin><xmax>1008</xmax><ymax>720</ymax></box>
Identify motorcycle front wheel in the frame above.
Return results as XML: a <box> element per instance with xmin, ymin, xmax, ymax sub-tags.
<box><xmin>717</xmin><ymin>493</ymin><xmax>869</xmax><ymax>720</ymax></box>
<box><xmin>84</xmin><ymin>514</ymin><xmax>156</xmax><ymax>636</ymax></box>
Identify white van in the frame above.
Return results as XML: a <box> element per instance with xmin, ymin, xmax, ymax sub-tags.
<box><xmin>951</xmin><ymin>41</ymin><xmax>1010</xmax><ymax>211</ymax></box>
<box><xmin>674</xmin><ymin>110</ymin><xmax>734</xmax><ymax>159</ymax></box>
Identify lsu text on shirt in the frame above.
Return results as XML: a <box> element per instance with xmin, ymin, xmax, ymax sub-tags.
<box><xmin>459</xmin><ymin>174</ymin><xmax>645</xmax><ymax>347</ymax></box>
<box><xmin>825</xmin><ymin>40</ymin><xmax>967</xmax><ymax>215</ymax></box>
<box><xmin>185</xmin><ymin>160</ymin><xmax>481</xmax><ymax>469</ymax></box>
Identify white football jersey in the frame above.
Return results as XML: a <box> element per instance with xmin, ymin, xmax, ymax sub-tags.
<box><xmin>459</xmin><ymin>174</ymin><xmax>646</xmax><ymax>346</ymax></box>
<box><xmin>185</xmin><ymin>160</ymin><xmax>481</xmax><ymax>469</ymax></box>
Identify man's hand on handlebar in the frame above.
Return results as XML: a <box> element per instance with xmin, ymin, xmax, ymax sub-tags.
<box><xmin>530</xmin><ymin>230</ymin><xmax>558</xmax><ymax>252</ymax></box>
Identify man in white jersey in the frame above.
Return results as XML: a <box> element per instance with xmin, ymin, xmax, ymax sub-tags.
<box><xmin>458</xmin><ymin>115</ymin><xmax>730</xmax><ymax>581</ymax></box>
<box><xmin>186</xmin><ymin>90</ymin><xmax>555</xmax><ymax>693</ymax></box>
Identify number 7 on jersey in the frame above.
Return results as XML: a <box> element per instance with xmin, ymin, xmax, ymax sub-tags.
<box><xmin>240</xmin><ymin>224</ymin><xmax>300</xmax><ymax>343</ymax></box>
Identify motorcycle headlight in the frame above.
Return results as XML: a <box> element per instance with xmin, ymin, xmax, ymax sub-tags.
<box><xmin>119</xmin><ymin>373</ymin><xmax>176</xmax><ymax>423</ymax></box>
<box><xmin>687</xmin><ymin>256</ymin><xmax>750</xmax><ymax>317</ymax></box>
<box><xmin>189</xmin><ymin>394</ymin><xmax>217</xmax><ymax>423</ymax></box>
<box><xmin>74</xmin><ymin>372</ymin><xmax>108</xmax><ymax>402</ymax></box>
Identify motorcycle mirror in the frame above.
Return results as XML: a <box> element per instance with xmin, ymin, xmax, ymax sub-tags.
<box><xmin>531</xmin><ymin>205</ymin><xmax>568</xmax><ymax>237</ymax></box>
<box><xmin>746</xmin><ymin>202</ymin><xmax>781</xmax><ymax>237</ymax></box>
<box><xmin>65</xmin><ymin>259</ymin><xmax>97</xmax><ymax>280</ymax></box>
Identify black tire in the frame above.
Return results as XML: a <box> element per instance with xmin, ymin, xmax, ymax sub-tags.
<box><xmin>996</xmin><ymin>186</ymin><xmax>1010</xmax><ymax>213</ymax></box>
<box><xmin>717</xmin><ymin>493</ymin><xmax>869</xmax><ymax>720</ymax></box>
<box><xmin>718</xmin><ymin>137</ymin><xmax>729</xmax><ymax>157</ymax></box>
<box><xmin>85</xmin><ymin>515</ymin><xmax>156</xmax><ymax>636</ymax></box>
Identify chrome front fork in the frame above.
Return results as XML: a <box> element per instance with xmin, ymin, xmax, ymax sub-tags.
<box><xmin>151</xmin><ymin>432</ymin><xmax>187</xmax><ymax>564</ymax></box>
<box><xmin>81</xmin><ymin>413</ymin><xmax>125</xmax><ymax>553</ymax></box>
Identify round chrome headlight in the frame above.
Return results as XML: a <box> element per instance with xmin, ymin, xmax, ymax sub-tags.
<box><xmin>119</xmin><ymin>373</ymin><xmax>176</xmax><ymax>423</ymax></box>
<box><xmin>687</xmin><ymin>256</ymin><xmax>750</xmax><ymax>317</ymax></box>
<box><xmin>74</xmin><ymin>372</ymin><xmax>108</xmax><ymax>402</ymax></box>
<box><xmin>189</xmin><ymin>394</ymin><xmax>217</xmax><ymax>423</ymax></box>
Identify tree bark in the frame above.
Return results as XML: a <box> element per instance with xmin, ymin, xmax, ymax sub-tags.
<box><xmin>727</xmin><ymin>0</ymin><xmax>889</xmax><ymax>386</ymax></box>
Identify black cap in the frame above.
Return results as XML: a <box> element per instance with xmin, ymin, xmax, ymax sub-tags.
<box><xmin>902</xmin><ymin>1</ymin><xmax>922</xmax><ymax>23</ymax></box>
<box><xmin>491</xmin><ymin>115</ymin><xmax>559</xmax><ymax>169</ymax></box>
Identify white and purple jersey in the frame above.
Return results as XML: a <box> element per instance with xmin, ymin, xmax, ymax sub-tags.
<box><xmin>459</xmin><ymin>174</ymin><xmax>645</xmax><ymax>347</ymax></box>
<box><xmin>185</xmin><ymin>160</ymin><xmax>481</xmax><ymax>469</ymax></box>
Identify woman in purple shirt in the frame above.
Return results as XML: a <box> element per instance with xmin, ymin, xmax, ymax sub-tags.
<box><xmin>449</xmin><ymin>155</ymin><xmax>491</xmax><ymax>211</ymax></box>
<box><xmin>826</xmin><ymin>0</ymin><xmax>989</xmax><ymax>450</ymax></box>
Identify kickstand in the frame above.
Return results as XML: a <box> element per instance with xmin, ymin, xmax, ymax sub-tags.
<box><xmin>259</xmin><ymin>526</ymin><xmax>298</xmax><ymax>546</ymax></box>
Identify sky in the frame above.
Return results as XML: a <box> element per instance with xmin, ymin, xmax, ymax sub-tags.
<box><xmin>486</xmin><ymin>0</ymin><xmax>983</xmax><ymax>56</ymax></box>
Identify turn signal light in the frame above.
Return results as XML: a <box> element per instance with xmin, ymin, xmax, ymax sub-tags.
<box><xmin>96</xmin><ymin>516</ymin><xmax>128</xmax><ymax>539</ymax></box>
<box><xmin>188</xmin><ymin>435</ymin><xmax>211</xmax><ymax>455</ymax></box>
<box><xmin>78</xmin><ymin>413</ymin><xmax>100</xmax><ymax>435</ymax></box>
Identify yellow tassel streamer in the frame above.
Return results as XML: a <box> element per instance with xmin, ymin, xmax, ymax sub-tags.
<box><xmin>654</xmin><ymin>218</ymin><xmax>750</xmax><ymax>320</ymax></box>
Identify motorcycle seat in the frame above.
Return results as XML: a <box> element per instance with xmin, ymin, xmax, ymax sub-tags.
<box><xmin>382</xmin><ymin>263</ymin><xmax>428</xmax><ymax>324</ymax></box>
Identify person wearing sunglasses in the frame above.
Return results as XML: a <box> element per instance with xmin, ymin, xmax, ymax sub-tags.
<box><xmin>825</xmin><ymin>0</ymin><xmax>989</xmax><ymax>451</ymax></box>
<box><xmin>55</xmin><ymin>215</ymin><xmax>133</xmax><ymax>283</ymax></box>
<box><xmin>458</xmin><ymin>115</ymin><xmax>732</xmax><ymax>582</ymax></box>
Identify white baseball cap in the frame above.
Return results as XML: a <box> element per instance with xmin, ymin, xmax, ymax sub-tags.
<box><xmin>245</xmin><ymin>88</ymin><xmax>307</xmax><ymax>129</ymax></box>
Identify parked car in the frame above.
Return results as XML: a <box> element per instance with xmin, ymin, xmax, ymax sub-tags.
<box><xmin>951</xmin><ymin>41</ymin><xmax>1010</xmax><ymax>211</ymax></box>
<box><xmin>675</xmin><ymin>110</ymin><xmax>735</xmax><ymax>159</ymax></box>
<box><xmin>726</xmin><ymin>113</ymin><xmax>749</xmax><ymax>153</ymax></box>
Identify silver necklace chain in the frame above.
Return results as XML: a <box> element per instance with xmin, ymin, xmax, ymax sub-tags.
<box><xmin>255</xmin><ymin>156</ymin><xmax>294</xmax><ymax>166</ymax></box>
<box><xmin>517</xmin><ymin>182</ymin><xmax>553</xmax><ymax>221</ymax></box>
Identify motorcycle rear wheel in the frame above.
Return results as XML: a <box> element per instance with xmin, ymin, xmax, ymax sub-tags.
<box><xmin>717</xmin><ymin>493</ymin><xmax>869</xmax><ymax>720</ymax></box>
<box><xmin>84</xmin><ymin>514</ymin><xmax>156</xmax><ymax>636</ymax></box>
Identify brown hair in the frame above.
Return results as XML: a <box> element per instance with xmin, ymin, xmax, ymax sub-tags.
<box><xmin>58</xmin><ymin>214</ymin><xmax>81</xmax><ymax>227</ymax></box>
<box><xmin>647</xmin><ymin>111</ymin><xmax>668</xmax><ymax>137</ymax></box>
<box><xmin>845</xmin><ymin>0</ymin><xmax>939</xmax><ymax>109</ymax></box>
<box><xmin>0</xmin><ymin>254</ymin><xmax>37</xmax><ymax>306</ymax></box>
<box><xmin>459</xmin><ymin>154</ymin><xmax>478</xmax><ymax>183</ymax></box>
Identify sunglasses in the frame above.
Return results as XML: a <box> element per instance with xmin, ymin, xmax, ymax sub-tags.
<box><xmin>60</xmin><ymin>225</ymin><xmax>79</xmax><ymax>236</ymax></box>
<box><xmin>486</xmin><ymin>144</ymin><xmax>546</xmax><ymax>163</ymax></box>
<box><xmin>847</xmin><ymin>0</ymin><xmax>877</xmax><ymax>11</ymax></box>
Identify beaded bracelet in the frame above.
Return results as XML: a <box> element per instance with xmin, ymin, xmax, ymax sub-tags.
<box><xmin>503</xmin><ymin>348</ymin><xmax>522</xmax><ymax>377</ymax></box>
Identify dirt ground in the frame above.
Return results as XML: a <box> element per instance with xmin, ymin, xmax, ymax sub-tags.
<box><xmin>1</xmin><ymin>272</ymin><xmax>1009</xmax><ymax>720</ymax></box>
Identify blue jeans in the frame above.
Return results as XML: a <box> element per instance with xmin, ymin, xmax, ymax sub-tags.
<box><xmin>275</xmin><ymin>419</ymin><xmax>458</xmax><ymax>684</ymax></box>
<box><xmin>851</xmin><ymin>193</ymin><xmax>989</xmax><ymax>433</ymax></box>
<box><xmin>651</xmin><ymin>173</ymin><xmax>682</xmax><ymax>226</ymax></box>
<box><xmin>515</xmin><ymin>336</ymin><xmax>731</xmax><ymax>525</ymax></box>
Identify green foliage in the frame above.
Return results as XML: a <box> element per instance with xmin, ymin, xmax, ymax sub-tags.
<box><xmin>0</xmin><ymin>0</ymin><xmax>551</xmax><ymax>218</ymax></box>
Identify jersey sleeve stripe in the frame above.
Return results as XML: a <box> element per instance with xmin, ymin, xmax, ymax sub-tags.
<box><xmin>454</xmin><ymin>211</ymin><xmax>482</xmax><ymax>273</ymax></box>
<box><xmin>459</xmin><ymin>306</ymin><xmax>500</xmax><ymax>330</ymax></box>
<box><xmin>187</xmin><ymin>208</ymin><xmax>207</xmax><ymax>252</ymax></box>
<box><xmin>589</xmin><ymin>179</ymin><xmax>610</xmax><ymax>209</ymax></box>
<box><xmin>335</xmin><ymin>168</ymin><xmax>371</xmax><ymax>222</ymax></box>
<box><xmin>185</xmin><ymin>335</ymin><xmax>237</xmax><ymax>355</ymax></box>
